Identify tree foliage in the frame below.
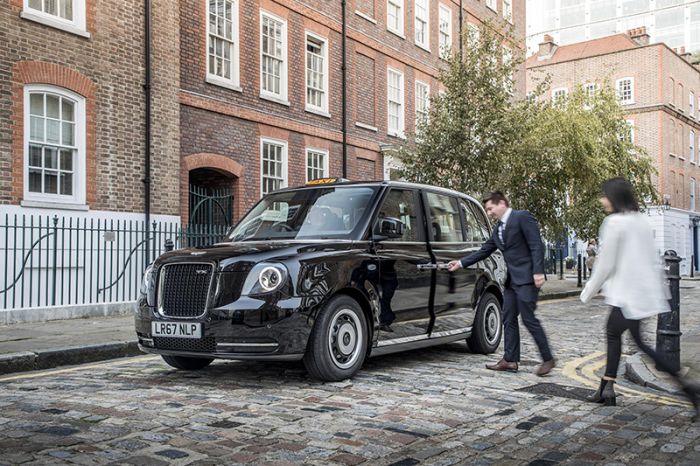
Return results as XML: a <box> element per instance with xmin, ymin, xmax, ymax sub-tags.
<box><xmin>397</xmin><ymin>22</ymin><xmax>657</xmax><ymax>241</ymax></box>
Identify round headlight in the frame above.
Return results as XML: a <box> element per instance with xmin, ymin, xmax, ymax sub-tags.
<box><xmin>259</xmin><ymin>266</ymin><xmax>283</xmax><ymax>292</ymax></box>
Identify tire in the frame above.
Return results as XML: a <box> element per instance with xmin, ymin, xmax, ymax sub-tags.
<box><xmin>467</xmin><ymin>292</ymin><xmax>502</xmax><ymax>354</ymax></box>
<box><xmin>161</xmin><ymin>355</ymin><xmax>214</xmax><ymax>370</ymax></box>
<box><xmin>303</xmin><ymin>295</ymin><xmax>368</xmax><ymax>381</ymax></box>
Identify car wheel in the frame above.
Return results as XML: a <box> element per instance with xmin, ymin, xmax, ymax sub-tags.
<box><xmin>303</xmin><ymin>295</ymin><xmax>368</xmax><ymax>381</ymax></box>
<box><xmin>467</xmin><ymin>292</ymin><xmax>502</xmax><ymax>354</ymax></box>
<box><xmin>161</xmin><ymin>355</ymin><xmax>214</xmax><ymax>370</ymax></box>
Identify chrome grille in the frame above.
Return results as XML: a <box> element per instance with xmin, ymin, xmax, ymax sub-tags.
<box><xmin>159</xmin><ymin>263</ymin><xmax>213</xmax><ymax>318</ymax></box>
<box><xmin>153</xmin><ymin>336</ymin><xmax>216</xmax><ymax>352</ymax></box>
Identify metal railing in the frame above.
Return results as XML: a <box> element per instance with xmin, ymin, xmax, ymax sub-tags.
<box><xmin>0</xmin><ymin>214</ymin><xmax>230</xmax><ymax>310</ymax></box>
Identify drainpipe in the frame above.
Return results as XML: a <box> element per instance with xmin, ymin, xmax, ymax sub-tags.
<box><xmin>144</xmin><ymin>0</ymin><xmax>152</xmax><ymax>263</ymax></box>
<box><xmin>341</xmin><ymin>0</ymin><xmax>348</xmax><ymax>178</ymax></box>
<box><xmin>459</xmin><ymin>0</ymin><xmax>463</xmax><ymax>59</ymax></box>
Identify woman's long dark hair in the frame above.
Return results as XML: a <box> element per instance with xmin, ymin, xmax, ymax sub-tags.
<box><xmin>601</xmin><ymin>177</ymin><xmax>639</xmax><ymax>213</ymax></box>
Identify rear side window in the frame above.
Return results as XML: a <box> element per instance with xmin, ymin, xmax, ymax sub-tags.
<box><xmin>460</xmin><ymin>200</ymin><xmax>485</xmax><ymax>242</ymax></box>
<box><xmin>374</xmin><ymin>189</ymin><xmax>423</xmax><ymax>241</ymax></box>
<box><xmin>426</xmin><ymin>192</ymin><xmax>463</xmax><ymax>242</ymax></box>
<box><xmin>467</xmin><ymin>200</ymin><xmax>491</xmax><ymax>241</ymax></box>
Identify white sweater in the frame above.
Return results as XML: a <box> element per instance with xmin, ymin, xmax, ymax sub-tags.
<box><xmin>580</xmin><ymin>212</ymin><xmax>670</xmax><ymax>320</ymax></box>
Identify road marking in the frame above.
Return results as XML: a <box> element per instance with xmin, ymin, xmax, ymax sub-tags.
<box><xmin>0</xmin><ymin>355</ymin><xmax>158</xmax><ymax>382</ymax></box>
<box><xmin>563</xmin><ymin>351</ymin><xmax>691</xmax><ymax>408</ymax></box>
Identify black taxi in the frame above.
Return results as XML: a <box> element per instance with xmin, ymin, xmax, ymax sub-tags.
<box><xmin>136</xmin><ymin>179</ymin><xmax>506</xmax><ymax>381</ymax></box>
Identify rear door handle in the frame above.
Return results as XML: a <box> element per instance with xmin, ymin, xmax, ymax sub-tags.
<box><xmin>417</xmin><ymin>263</ymin><xmax>450</xmax><ymax>270</ymax></box>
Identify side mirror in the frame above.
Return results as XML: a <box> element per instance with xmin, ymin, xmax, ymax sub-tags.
<box><xmin>379</xmin><ymin>217</ymin><xmax>406</xmax><ymax>239</ymax></box>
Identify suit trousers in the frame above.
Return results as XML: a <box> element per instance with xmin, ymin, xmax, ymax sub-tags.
<box><xmin>502</xmin><ymin>284</ymin><xmax>553</xmax><ymax>363</ymax></box>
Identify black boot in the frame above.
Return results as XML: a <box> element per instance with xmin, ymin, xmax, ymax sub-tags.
<box><xmin>586</xmin><ymin>378</ymin><xmax>607</xmax><ymax>403</ymax></box>
<box><xmin>601</xmin><ymin>379</ymin><xmax>616</xmax><ymax>406</ymax></box>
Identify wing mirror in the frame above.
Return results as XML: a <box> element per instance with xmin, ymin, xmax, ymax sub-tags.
<box><xmin>378</xmin><ymin>217</ymin><xmax>406</xmax><ymax>239</ymax></box>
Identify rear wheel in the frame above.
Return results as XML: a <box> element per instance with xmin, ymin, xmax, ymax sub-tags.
<box><xmin>467</xmin><ymin>292</ymin><xmax>502</xmax><ymax>354</ymax></box>
<box><xmin>161</xmin><ymin>355</ymin><xmax>214</xmax><ymax>370</ymax></box>
<box><xmin>303</xmin><ymin>295</ymin><xmax>368</xmax><ymax>381</ymax></box>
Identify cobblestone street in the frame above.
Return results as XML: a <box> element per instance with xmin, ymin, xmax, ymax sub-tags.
<box><xmin>1</xmin><ymin>283</ymin><xmax>699</xmax><ymax>465</ymax></box>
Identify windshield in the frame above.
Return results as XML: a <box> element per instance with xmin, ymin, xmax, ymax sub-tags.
<box><xmin>228</xmin><ymin>186</ymin><xmax>379</xmax><ymax>241</ymax></box>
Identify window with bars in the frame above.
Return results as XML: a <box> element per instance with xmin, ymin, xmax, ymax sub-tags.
<box><xmin>208</xmin><ymin>0</ymin><xmax>238</xmax><ymax>86</ymax></box>
<box><xmin>616</xmin><ymin>78</ymin><xmax>634</xmax><ymax>104</ymax></box>
<box><xmin>415</xmin><ymin>0</ymin><xmax>428</xmax><ymax>48</ymax></box>
<box><xmin>261</xmin><ymin>139</ymin><xmax>287</xmax><ymax>196</ymax></box>
<box><xmin>438</xmin><ymin>5</ymin><xmax>451</xmax><ymax>57</ymax></box>
<box><xmin>306</xmin><ymin>34</ymin><xmax>327</xmax><ymax>113</ymax></box>
<box><xmin>306</xmin><ymin>149</ymin><xmax>328</xmax><ymax>182</ymax></box>
<box><xmin>25</xmin><ymin>87</ymin><xmax>84</xmax><ymax>202</ymax></box>
<box><xmin>415</xmin><ymin>81</ymin><xmax>429</xmax><ymax>131</ymax></box>
<box><xmin>388</xmin><ymin>69</ymin><xmax>404</xmax><ymax>137</ymax></box>
<box><xmin>387</xmin><ymin>0</ymin><xmax>403</xmax><ymax>35</ymax></box>
<box><xmin>261</xmin><ymin>13</ymin><xmax>286</xmax><ymax>100</ymax></box>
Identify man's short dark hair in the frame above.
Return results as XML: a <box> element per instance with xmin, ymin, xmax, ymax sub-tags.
<box><xmin>482</xmin><ymin>191</ymin><xmax>509</xmax><ymax>207</ymax></box>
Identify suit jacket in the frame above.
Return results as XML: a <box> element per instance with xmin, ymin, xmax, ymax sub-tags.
<box><xmin>460</xmin><ymin>210</ymin><xmax>545</xmax><ymax>286</ymax></box>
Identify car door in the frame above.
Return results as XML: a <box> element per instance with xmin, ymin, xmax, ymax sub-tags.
<box><xmin>372</xmin><ymin>188</ymin><xmax>432</xmax><ymax>342</ymax></box>
<box><xmin>425</xmin><ymin>192</ymin><xmax>479</xmax><ymax>335</ymax></box>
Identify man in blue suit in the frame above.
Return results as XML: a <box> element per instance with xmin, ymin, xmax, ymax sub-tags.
<box><xmin>448</xmin><ymin>191</ymin><xmax>555</xmax><ymax>376</ymax></box>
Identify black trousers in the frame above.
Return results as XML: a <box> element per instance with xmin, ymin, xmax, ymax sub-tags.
<box><xmin>604</xmin><ymin>306</ymin><xmax>678</xmax><ymax>378</ymax></box>
<box><xmin>503</xmin><ymin>284</ymin><xmax>553</xmax><ymax>363</ymax></box>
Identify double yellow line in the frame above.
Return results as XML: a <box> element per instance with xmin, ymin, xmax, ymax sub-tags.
<box><xmin>562</xmin><ymin>351</ymin><xmax>691</xmax><ymax>407</ymax></box>
<box><xmin>0</xmin><ymin>355</ymin><xmax>158</xmax><ymax>383</ymax></box>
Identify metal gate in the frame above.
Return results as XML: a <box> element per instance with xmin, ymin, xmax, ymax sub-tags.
<box><xmin>188</xmin><ymin>184</ymin><xmax>234</xmax><ymax>247</ymax></box>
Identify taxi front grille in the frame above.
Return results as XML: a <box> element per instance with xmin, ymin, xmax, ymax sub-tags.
<box><xmin>159</xmin><ymin>263</ymin><xmax>213</xmax><ymax>318</ymax></box>
<box><xmin>153</xmin><ymin>336</ymin><xmax>217</xmax><ymax>353</ymax></box>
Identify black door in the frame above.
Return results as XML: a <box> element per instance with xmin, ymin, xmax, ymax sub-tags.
<box><xmin>372</xmin><ymin>188</ymin><xmax>432</xmax><ymax>342</ymax></box>
<box><xmin>425</xmin><ymin>192</ymin><xmax>478</xmax><ymax>335</ymax></box>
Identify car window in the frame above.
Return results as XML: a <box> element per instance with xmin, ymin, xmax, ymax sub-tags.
<box><xmin>426</xmin><ymin>192</ymin><xmax>463</xmax><ymax>242</ymax></box>
<box><xmin>460</xmin><ymin>199</ymin><xmax>486</xmax><ymax>242</ymax></box>
<box><xmin>468</xmin><ymin>200</ymin><xmax>492</xmax><ymax>241</ymax></box>
<box><xmin>373</xmin><ymin>189</ymin><xmax>422</xmax><ymax>241</ymax></box>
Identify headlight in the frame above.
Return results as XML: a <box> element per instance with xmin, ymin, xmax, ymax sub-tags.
<box><xmin>140</xmin><ymin>265</ymin><xmax>155</xmax><ymax>297</ymax></box>
<box><xmin>241</xmin><ymin>263</ymin><xmax>288</xmax><ymax>296</ymax></box>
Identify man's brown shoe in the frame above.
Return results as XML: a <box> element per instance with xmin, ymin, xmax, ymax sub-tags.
<box><xmin>536</xmin><ymin>359</ymin><xmax>556</xmax><ymax>377</ymax></box>
<box><xmin>486</xmin><ymin>359</ymin><xmax>518</xmax><ymax>372</ymax></box>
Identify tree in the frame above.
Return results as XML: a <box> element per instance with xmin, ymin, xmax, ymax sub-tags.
<box><xmin>397</xmin><ymin>22</ymin><xmax>657</xmax><ymax>241</ymax></box>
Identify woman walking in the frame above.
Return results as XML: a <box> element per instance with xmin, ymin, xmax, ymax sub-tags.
<box><xmin>580</xmin><ymin>177</ymin><xmax>698</xmax><ymax>420</ymax></box>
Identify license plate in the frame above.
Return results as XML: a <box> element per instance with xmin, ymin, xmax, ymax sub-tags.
<box><xmin>152</xmin><ymin>322</ymin><xmax>202</xmax><ymax>339</ymax></box>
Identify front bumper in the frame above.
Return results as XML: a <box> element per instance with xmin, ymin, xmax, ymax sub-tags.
<box><xmin>135</xmin><ymin>296</ymin><xmax>313</xmax><ymax>360</ymax></box>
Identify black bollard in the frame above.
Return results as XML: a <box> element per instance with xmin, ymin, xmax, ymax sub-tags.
<box><xmin>558</xmin><ymin>248</ymin><xmax>564</xmax><ymax>280</ymax></box>
<box><xmin>577</xmin><ymin>254</ymin><xmax>582</xmax><ymax>287</ymax></box>
<box><xmin>165</xmin><ymin>239</ymin><xmax>174</xmax><ymax>252</ymax></box>
<box><xmin>656</xmin><ymin>250</ymin><xmax>682</xmax><ymax>374</ymax></box>
<box><xmin>583</xmin><ymin>259</ymin><xmax>587</xmax><ymax>280</ymax></box>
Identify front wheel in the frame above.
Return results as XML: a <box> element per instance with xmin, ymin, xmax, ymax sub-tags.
<box><xmin>467</xmin><ymin>292</ymin><xmax>502</xmax><ymax>354</ymax></box>
<box><xmin>161</xmin><ymin>355</ymin><xmax>214</xmax><ymax>370</ymax></box>
<box><xmin>303</xmin><ymin>295</ymin><xmax>368</xmax><ymax>381</ymax></box>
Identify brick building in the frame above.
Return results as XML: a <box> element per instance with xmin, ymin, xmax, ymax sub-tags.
<box><xmin>527</xmin><ymin>29</ymin><xmax>700</xmax><ymax>275</ymax></box>
<box><xmin>179</xmin><ymin>0</ymin><xmax>527</xmax><ymax>225</ymax></box>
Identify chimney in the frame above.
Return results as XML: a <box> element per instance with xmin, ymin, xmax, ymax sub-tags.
<box><xmin>679</xmin><ymin>46</ymin><xmax>692</xmax><ymax>62</ymax></box>
<box><xmin>538</xmin><ymin>34</ymin><xmax>557</xmax><ymax>59</ymax></box>
<box><xmin>627</xmin><ymin>26</ymin><xmax>649</xmax><ymax>46</ymax></box>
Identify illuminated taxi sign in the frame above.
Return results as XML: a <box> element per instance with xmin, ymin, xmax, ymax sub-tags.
<box><xmin>305</xmin><ymin>177</ymin><xmax>350</xmax><ymax>185</ymax></box>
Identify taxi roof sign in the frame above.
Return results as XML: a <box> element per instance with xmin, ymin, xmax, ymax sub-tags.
<box><xmin>305</xmin><ymin>177</ymin><xmax>351</xmax><ymax>186</ymax></box>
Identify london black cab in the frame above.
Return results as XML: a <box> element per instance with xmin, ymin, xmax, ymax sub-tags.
<box><xmin>136</xmin><ymin>179</ymin><xmax>506</xmax><ymax>381</ymax></box>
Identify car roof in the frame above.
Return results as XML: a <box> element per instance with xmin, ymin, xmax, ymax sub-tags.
<box><xmin>276</xmin><ymin>180</ymin><xmax>481</xmax><ymax>203</ymax></box>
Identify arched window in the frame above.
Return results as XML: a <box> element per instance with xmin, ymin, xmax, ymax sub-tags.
<box><xmin>24</xmin><ymin>85</ymin><xmax>86</xmax><ymax>205</ymax></box>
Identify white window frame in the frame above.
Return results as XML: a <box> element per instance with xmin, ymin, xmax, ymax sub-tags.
<box><xmin>616</xmin><ymin>77</ymin><xmax>634</xmax><ymax>105</ymax></box>
<box><xmin>552</xmin><ymin>87</ymin><xmax>568</xmax><ymax>104</ymax></box>
<box><xmin>415</xmin><ymin>80</ymin><xmax>430</xmax><ymax>132</ymax></box>
<box><xmin>691</xmin><ymin>129</ymin><xmax>695</xmax><ymax>161</ymax></box>
<box><xmin>387</xmin><ymin>0</ymin><xmax>404</xmax><ymax>37</ymax></box>
<box><xmin>438</xmin><ymin>4</ymin><xmax>452</xmax><ymax>59</ymax></box>
<box><xmin>305</xmin><ymin>31</ymin><xmax>329</xmax><ymax>117</ymax></box>
<box><xmin>691</xmin><ymin>91</ymin><xmax>696</xmax><ymax>117</ymax></box>
<box><xmin>305</xmin><ymin>148</ymin><xmax>329</xmax><ymax>182</ymax></box>
<box><xmin>486</xmin><ymin>0</ymin><xmax>498</xmax><ymax>13</ymax></box>
<box><xmin>23</xmin><ymin>84</ymin><xmax>86</xmax><ymax>207</ymax></box>
<box><xmin>503</xmin><ymin>0</ymin><xmax>512</xmax><ymax>23</ymax></box>
<box><xmin>619</xmin><ymin>119</ymin><xmax>634</xmax><ymax>143</ymax></box>
<box><xmin>414</xmin><ymin>0</ymin><xmax>430</xmax><ymax>51</ymax></box>
<box><xmin>206</xmin><ymin>0</ymin><xmax>241</xmax><ymax>91</ymax></box>
<box><xmin>387</xmin><ymin>68</ymin><xmax>405</xmax><ymax>138</ymax></box>
<box><xmin>260</xmin><ymin>138</ymin><xmax>288</xmax><ymax>196</ymax></box>
<box><xmin>22</xmin><ymin>0</ymin><xmax>88</xmax><ymax>38</ymax></box>
<box><xmin>584</xmin><ymin>83</ymin><xmax>597</xmax><ymax>98</ymax></box>
<box><xmin>260</xmin><ymin>11</ymin><xmax>289</xmax><ymax>105</ymax></box>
